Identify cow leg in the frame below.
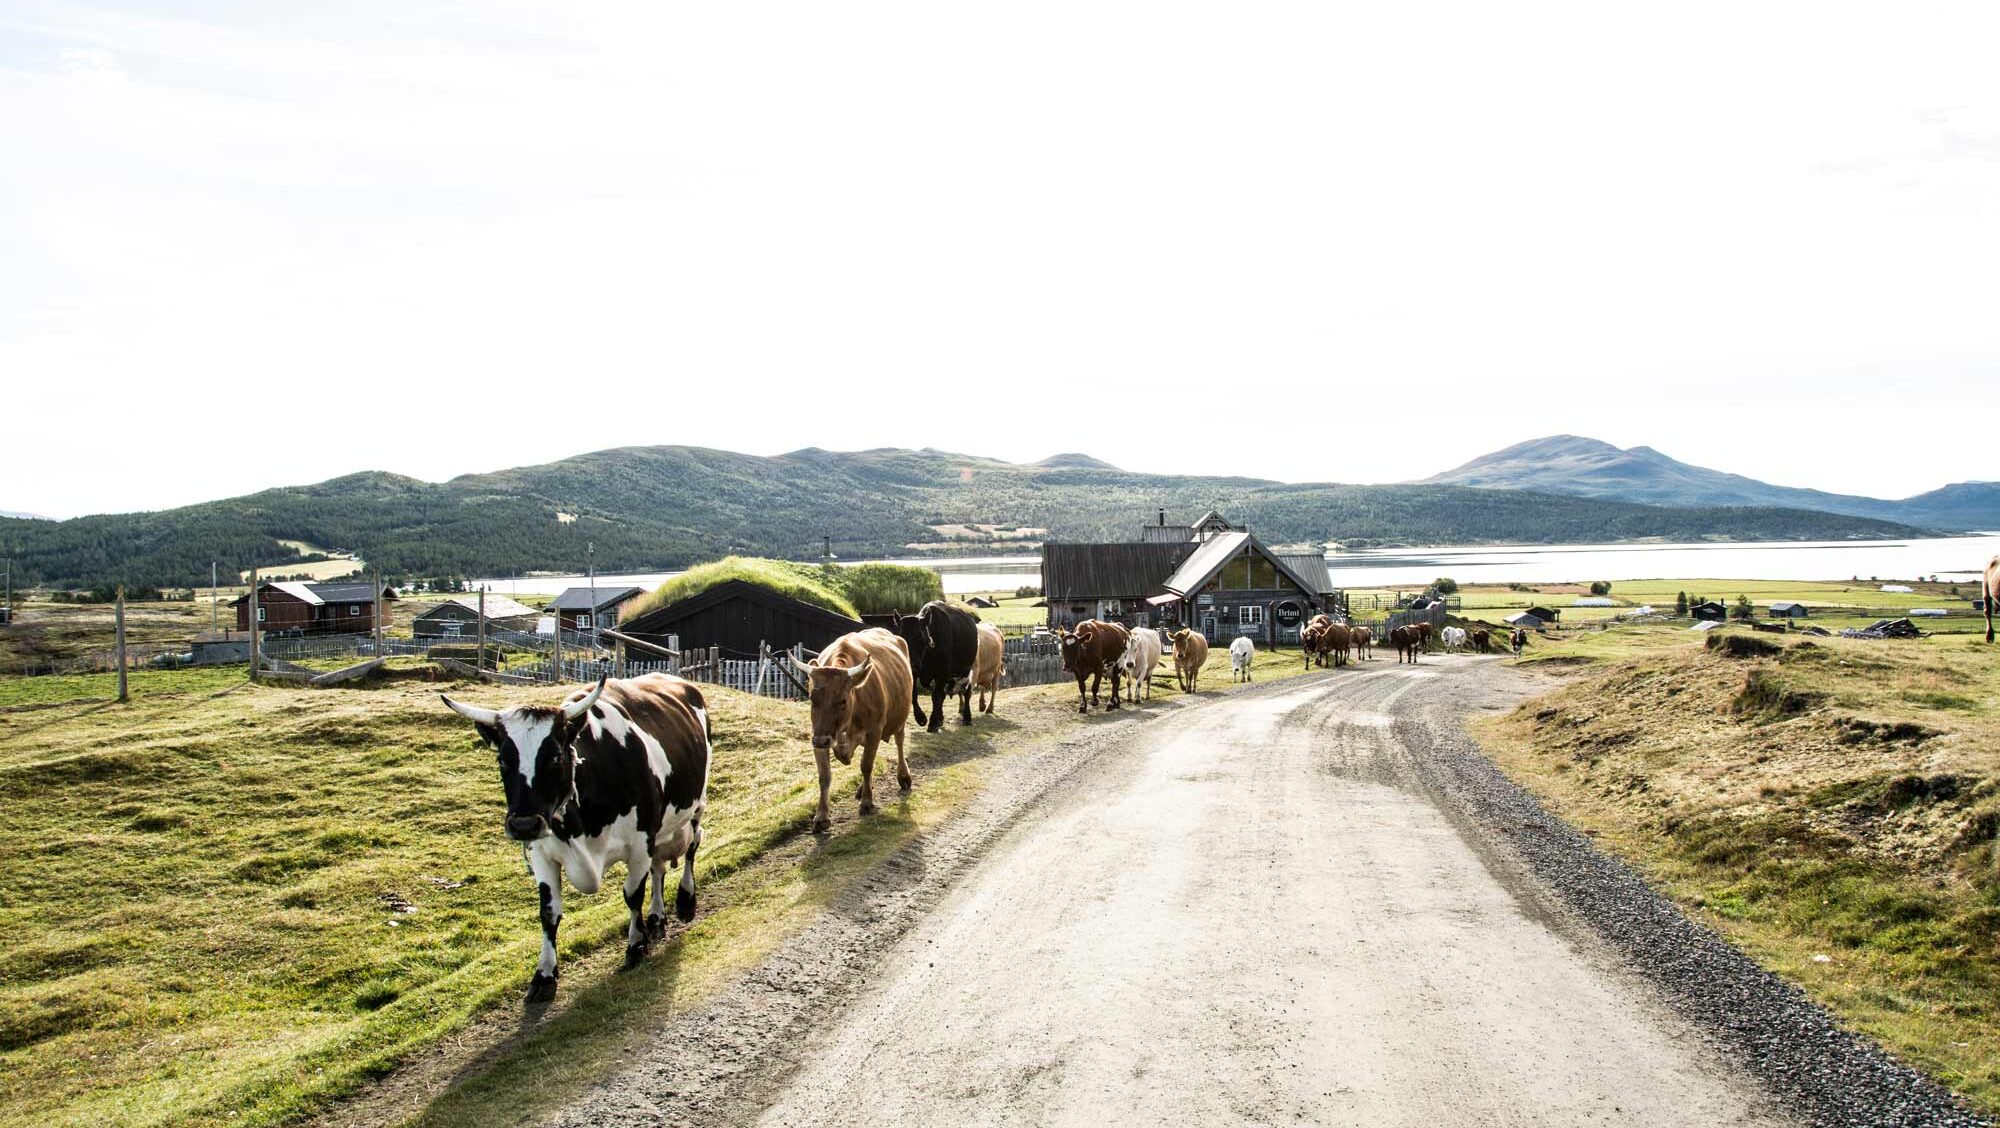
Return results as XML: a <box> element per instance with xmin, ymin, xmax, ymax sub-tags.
<box><xmin>927</xmin><ymin>684</ymin><xmax>946</xmax><ymax>734</ymax></box>
<box><xmin>812</xmin><ymin>744</ymin><xmax>833</xmax><ymax>832</ymax></box>
<box><xmin>676</xmin><ymin>815</ymin><xmax>701</xmax><ymax>922</ymax></box>
<box><xmin>647</xmin><ymin>857</ymin><xmax>668</xmax><ymax>940</ymax></box>
<box><xmin>857</xmin><ymin>736</ymin><xmax>880</xmax><ymax>815</ymax></box>
<box><xmin>1089</xmin><ymin>670</ymin><xmax>1102</xmax><ymax>707</ymax></box>
<box><xmin>622</xmin><ymin>862</ymin><xmax>651</xmax><ymax>968</ymax></box>
<box><xmin>958</xmin><ymin>679</ymin><xmax>973</xmax><ymax>726</ymax></box>
<box><xmin>1108</xmin><ymin>665</ymin><xmax>1121</xmax><ymax>710</ymax></box>
<box><xmin>527</xmin><ymin>852</ymin><xmax>563</xmax><ymax>1002</ymax></box>
<box><xmin>910</xmin><ymin>684</ymin><xmax>927</xmax><ymax>729</ymax></box>
<box><xmin>1075</xmin><ymin>673</ymin><xmax>1089</xmax><ymax>713</ymax></box>
<box><xmin>894</xmin><ymin>727</ymin><xmax>911</xmax><ymax>792</ymax></box>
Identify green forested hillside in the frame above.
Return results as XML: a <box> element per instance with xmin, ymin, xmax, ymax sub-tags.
<box><xmin>0</xmin><ymin>445</ymin><xmax>1937</xmax><ymax>588</ymax></box>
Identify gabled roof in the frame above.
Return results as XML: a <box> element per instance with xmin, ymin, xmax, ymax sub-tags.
<box><xmin>229</xmin><ymin>580</ymin><xmax>398</xmax><ymax>606</ymax></box>
<box><xmin>548</xmin><ymin>586</ymin><xmax>645</xmax><ymax>612</ymax></box>
<box><xmin>1041</xmin><ymin>543</ymin><xmax>1194</xmax><ymax>600</ymax></box>
<box><xmin>1161</xmin><ymin>531</ymin><xmax>1318</xmax><ymax>598</ymax></box>
<box><xmin>619</xmin><ymin>578</ymin><xmax>864</xmax><ymax>636</ymax></box>
<box><xmin>413</xmin><ymin>593</ymin><xmax>539</xmax><ymax>620</ymax></box>
<box><xmin>1273</xmin><ymin>553</ymin><xmax>1334</xmax><ymax>596</ymax></box>
<box><xmin>1505</xmin><ymin>611</ymin><xmax>1544</xmax><ymax>625</ymax></box>
<box><xmin>1770</xmin><ymin>601</ymin><xmax>1806</xmax><ymax>612</ymax></box>
<box><xmin>1139</xmin><ymin>524</ymin><xmax>1195</xmax><ymax>543</ymax></box>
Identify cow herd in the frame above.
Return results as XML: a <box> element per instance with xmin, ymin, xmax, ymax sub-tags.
<box><xmin>438</xmin><ymin>597</ymin><xmax>1500</xmax><ymax>1000</ymax></box>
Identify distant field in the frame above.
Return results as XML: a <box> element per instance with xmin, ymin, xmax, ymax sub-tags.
<box><xmin>1478</xmin><ymin>621</ymin><xmax>2000</xmax><ymax>1113</ymax></box>
<box><xmin>962</xmin><ymin>592</ymin><xmax>1046</xmax><ymax>629</ymax></box>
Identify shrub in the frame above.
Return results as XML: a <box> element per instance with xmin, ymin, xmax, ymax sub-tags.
<box><xmin>1706</xmin><ymin>632</ymin><xmax>1780</xmax><ymax>659</ymax></box>
<box><xmin>1432</xmin><ymin>577</ymin><xmax>1459</xmax><ymax>594</ymax></box>
<box><xmin>832</xmin><ymin>563</ymin><xmax>943</xmax><ymax>616</ymax></box>
<box><xmin>1732</xmin><ymin>594</ymin><xmax>1756</xmax><ymax>621</ymax></box>
<box><xmin>1014</xmin><ymin>585</ymin><xmax>1042</xmax><ymax>599</ymax></box>
<box><xmin>1588</xmin><ymin>580</ymin><xmax>1612</xmax><ymax>596</ymax></box>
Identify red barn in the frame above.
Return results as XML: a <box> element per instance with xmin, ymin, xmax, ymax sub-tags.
<box><xmin>232</xmin><ymin>581</ymin><xmax>398</xmax><ymax>635</ymax></box>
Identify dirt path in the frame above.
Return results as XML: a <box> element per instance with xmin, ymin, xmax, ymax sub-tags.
<box><xmin>544</xmin><ymin>656</ymin><xmax>1980</xmax><ymax>1127</ymax></box>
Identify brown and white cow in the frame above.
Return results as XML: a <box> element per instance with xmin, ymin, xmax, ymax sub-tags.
<box><xmin>1351</xmin><ymin>625</ymin><xmax>1374</xmax><ymax>661</ymax></box>
<box><xmin>1170</xmin><ymin>628</ymin><xmax>1210</xmax><ymax>692</ymax></box>
<box><xmin>1391</xmin><ymin>624</ymin><xmax>1421</xmax><ymax>664</ymax></box>
<box><xmin>1055</xmin><ymin>619</ymin><xmax>1130</xmax><ymax>713</ymax></box>
<box><xmin>1300</xmin><ymin>619</ymin><xmax>1327</xmax><ymax>669</ymax></box>
<box><xmin>970</xmin><ymin>621</ymin><xmax>1004</xmax><ymax>714</ymax></box>
<box><xmin>1985</xmin><ymin>554</ymin><xmax>1998</xmax><ymax>644</ymax></box>
<box><xmin>796</xmin><ymin>628</ymin><xmax>914</xmax><ymax>832</ymax></box>
<box><xmin>442</xmin><ymin>673</ymin><xmax>711</xmax><ymax>1001</ymax></box>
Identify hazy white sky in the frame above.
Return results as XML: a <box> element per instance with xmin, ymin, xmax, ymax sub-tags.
<box><xmin>3</xmin><ymin>1</ymin><xmax>1996</xmax><ymax>518</ymax></box>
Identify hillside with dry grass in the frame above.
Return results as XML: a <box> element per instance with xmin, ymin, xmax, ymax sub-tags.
<box><xmin>1478</xmin><ymin>627</ymin><xmax>2000</xmax><ymax>1112</ymax></box>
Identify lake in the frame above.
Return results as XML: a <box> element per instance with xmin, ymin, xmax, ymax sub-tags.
<box><xmin>473</xmin><ymin>535</ymin><xmax>1998</xmax><ymax>597</ymax></box>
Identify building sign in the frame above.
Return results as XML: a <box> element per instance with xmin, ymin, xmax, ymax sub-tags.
<box><xmin>1274</xmin><ymin>601</ymin><xmax>1302</xmax><ymax>627</ymax></box>
<box><xmin>1197</xmin><ymin>594</ymin><xmax>1214</xmax><ymax>606</ymax></box>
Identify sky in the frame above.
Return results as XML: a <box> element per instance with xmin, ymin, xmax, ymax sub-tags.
<box><xmin>3</xmin><ymin>1</ymin><xmax>1997</xmax><ymax>519</ymax></box>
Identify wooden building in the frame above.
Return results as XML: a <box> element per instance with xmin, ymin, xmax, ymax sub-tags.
<box><xmin>1769</xmin><ymin>601</ymin><xmax>1811</xmax><ymax>619</ymax></box>
<box><xmin>231</xmin><ymin>580</ymin><xmax>398</xmax><ymax>635</ymax></box>
<box><xmin>411</xmin><ymin>593</ymin><xmax>540</xmax><ymax>638</ymax></box>
<box><xmin>618</xmin><ymin>579</ymin><xmax>864</xmax><ymax>659</ymax></box>
<box><xmin>547</xmin><ymin>586</ymin><xmax>644</xmax><ymax>635</ymax></box>
<box><xmin>1042</xmin><ymin>511</ymin><xmax>1331</xmax><ymax>644</ymax></box>
<box><xmin>1690</xmin><ymin>600</ymin><xmax>1728</xmax><ymax>622</ymax></box>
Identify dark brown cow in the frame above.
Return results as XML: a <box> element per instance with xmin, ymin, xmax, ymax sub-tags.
<box><xmin>1471</xmin><ymin>628</ymin><xmax>1491</xmax><ymax>654</ymax></box>
<box><xmin>1351</xmin><ymin>626</ymin><xmax>1373</xmax><ymax>660</ymax></box>
<box><xmin>1325</xmin><ymin>622</ymin><xmax>1353</xmax><ymax>668</ymax></box>
<box><xmin>797</xmin><ymin>628</ymin><xmax>914</xmax><ymax>832</ymax></box>
<box><xmin>1055</xmin><ymin>620</ymin><xmax>1130</xmax><ymax>713</ymax></box>
<box><xmin>1415</xmin><ymin>621</ymin><xmax>1435</xmax><ymax>653</ymax></box>
<box><xmin>1391</xmin><ymin>624</ymin><xmax>1421</xmax><ymax>664</ymax></box>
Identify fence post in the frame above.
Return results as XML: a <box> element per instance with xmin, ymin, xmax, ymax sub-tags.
<box><xmin>373</xmin><ymin>573</ymin><xmax>383</xmax><ymax>656</ymax></box>
<box><xmin>477</xmin><ymin>587</ymin><xmax>488</xmax><ymax>670</ymax></box>
<box><xmin>552</xmin><ymin>609</ymin><xmax>563</xmax><ymax>683</ymax></box>
<box><xmin>248</xmin><ymin>568</ymin><xmax>260</xmax><ymax>681</ymax></box>
<box><xmin>115</xmin><ymin>585</ymin><xmax>129</xmax><ymax>703</ymax></box>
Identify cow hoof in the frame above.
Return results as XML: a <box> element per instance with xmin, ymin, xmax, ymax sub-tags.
<box><xmin>675</xmin><ymin>886</ymin><xmax>696</xmax><ymax>922</ymax></box>
<box><xmin>646</xmin><ymin>912</ymin><xmax>667</xmax><ymax>941</ymax></box>
<box><xmin>623</xmin><ymin>942</ymin><xmax>648</xmax><ymax>970</ymax></box>
<box><xmin>927</xmin><ymin>723</ymin><xmax>943</xmax><ymax>734</ymax></box>
<box><xmin>898</xmin><ymin>774</ymin><xmax>912</xmax><ymax>792</ymax></box>
<box><xmin>859</xmin><ymin>800</ymin><xmax>877</xmax><ymax>816</ymax></box>
<box><xmin>526</xmin><ymin>972</ymin><xmax>558</xmax><ymax>1004</ymax></box>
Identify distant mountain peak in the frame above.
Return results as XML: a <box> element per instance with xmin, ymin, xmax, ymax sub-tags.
<box><xmin>1034</xmin><ymin>453</ymin><xmax>1120</xmax><ymax>471</ymax></box>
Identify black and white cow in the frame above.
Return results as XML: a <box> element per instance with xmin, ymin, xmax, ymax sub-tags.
<box><xmin>891</xmin><ymin>600</ymin><xmax>981</xmax><ymax>733</ymax></box>
<box><xmin>442</xmin><ymin>673</ymin><xmax>711</xmax><ymax>1002</ymax></box>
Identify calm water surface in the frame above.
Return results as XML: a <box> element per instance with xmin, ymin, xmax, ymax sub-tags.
<box><xmin>475</xmin><ymin>535</ymin><xmax>1997</xmax><ymax>596</ymax></box>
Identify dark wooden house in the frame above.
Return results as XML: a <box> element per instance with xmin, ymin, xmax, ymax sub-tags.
<box><xmin>618</xmin><ymin>579</ymin><xmax>865</xmax><ymax>659</ymax></box>
<box><xmin>232</xmin><ymin>580</ymin><xmax>399</xmax><ymax>635</ymax></box>
<box><xmin>1690</xmin><ymin>600</ymin><xmax>1728</xmax><ymax>622</ymax></box>
<box><xmin>411</xmin><ymin>593</ymin><xmax>540</xmax><ymax>638</ymax></box>
<box><xmin>547</xmin><ymin>586</ymin><xmax>644</xmax><ymax>635</ymax></box>
<box><xmin>1769</xmin><ymin>601</ymin><xmax>1810</xmax><ymax>619</ymax></box>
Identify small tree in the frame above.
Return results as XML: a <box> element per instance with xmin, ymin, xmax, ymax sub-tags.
<box><xmin>1675</xmin><ymin>591</ymin><xmax>1689</xmax><ymax>616</ymax></box>
<box><xmin>1588</xmin><ymin>580</ymin><xmax>1612</xmax><ymax>596</ymax></box>
<box><xmin>1432</xmin><ymin>577</ymin><xmax>1459</xmax><ymax>594</ymax></box>
<box><xmin>1733</xmin><ymin>594</ymin><xmax>1755</xmax><ymax>621</ymax></box>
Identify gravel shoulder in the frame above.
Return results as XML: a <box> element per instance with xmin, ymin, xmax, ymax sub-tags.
<box><xmin>542</xmin><ymin>656</ymin><xmax>1988</xmax><ymax>1128</ymax></box>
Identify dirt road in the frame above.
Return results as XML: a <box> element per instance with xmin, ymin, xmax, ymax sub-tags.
<box><xmin>552</xmin><ymin>656</ymin><xmax>1981</xmax><ymax>1128</ymax></box>
<box><xmin>731</xmin><ymin>660</ymin><xmax>1789</xmax><ymax>1126</ymax></box>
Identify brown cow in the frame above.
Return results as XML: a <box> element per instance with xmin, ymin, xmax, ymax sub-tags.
<box><xmin>1471</xmin><ymin>628</ymin><xmax>1491</xmax><ymax>654</ymax></box>
<box><xmin>970</xmin><ymin>621</ymin><xmax>1004</xmax><ymax>714</ymax></box>
<box><xmin>1325</xmin><ymin>622</ymin><xmax>1353</xmax><ymax>668</ymax></box>
<box><xmin>1170</xmin><ymin>628</ymin><xmax>1210</xmax><ymax>692</ymax></box>
<box><xmin>1300</xmin><ymin>620</ymin><xmax>1326</xmax><ymax>669</ymax></box>
<box><xmin>1391</xmin><ymin>624</ymin><xmax>1421</xmax><ymax>664</ymax></box>
<box><xmin>1055</xmin><ymin>620</ymin><xmax>1129</xmax><ymax>713</ymax></box>
<box><xmin>797</xmin><ymin>628</ymin><xmax>914</xmax><ymax>832</ymax></box>
<box><xmin>1351</xmin><ymin>625</ymin><xmax>1373</xmax><ymax>660</ymax></box>
<box><xmin>1986</xmin><ymin>554</ymin><xmax>1998</xmax><ymax>643</ymax></box>
<box><xmin>1415</xmin><ymin>621</ymin><xmax>1435</xmax><ymax>653</ymax></box>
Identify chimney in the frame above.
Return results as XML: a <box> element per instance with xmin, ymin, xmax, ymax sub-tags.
<box><xmin>1158</xmin><ymin>507</ymin><xmax>1166</xmax><ymax>527</ymax></box>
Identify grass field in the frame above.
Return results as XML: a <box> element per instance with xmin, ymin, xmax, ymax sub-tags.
<box><xmin>0</xmin><ymin>641</ymin><xmax>1314</xmax><ymax>1128</ymax></box>
<box><xmin>1477</xmin><ymin>622</ymin><xmax>2000</xmax><ymax>1113</ymax></box>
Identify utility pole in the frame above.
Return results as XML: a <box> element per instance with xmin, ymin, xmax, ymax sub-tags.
<box><xmin>477</xmin><ymin>585</ymin><xmax>487</xmax><ymax>670</ymax></box>
<box><xmin>823</xmin><ymin>536</ymin><xmax>833</xmax><ymax>567</ymax></box>
<box><xmin>248</xmin><ymin>568</ymin><xmax>260</xmax><ymax>681</ymax></box>
<box><xmin>210</xmin><ymin>561</ymin><xmax>218</xmax><ymax>635</ymax></box>
<box><xmin>373</xmin><ymin>572</ymin><xmax>384</xmax><ymax>655</ymax></box>
<box><xmin>115</xmin><ymin>585</ymin><xmax>128</xmax><ymax>703</ymax></box>
<box><xmin>587</xmin><ymin>540</ymin><xmax>598</xmax><ymax>652</ymax></box>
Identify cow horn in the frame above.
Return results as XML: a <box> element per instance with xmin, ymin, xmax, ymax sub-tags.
<box><xmin>561</xmin><ymin>677</ymin><xmax>606</xmax><ymax>721</ymax></box>
<box><xmin>440</xmin><ymin>694</ymin><xmax>501</xmax><ymax>727</ymax></box>
<box><xmin>845</xmin><ymin>655</ymin><xmax>873</xmax><ymax>686</ymax></box>
<box><xmin>792</xmin><ymin>654</ymin><xmax>817</xmax><ymax>679</ymax></box>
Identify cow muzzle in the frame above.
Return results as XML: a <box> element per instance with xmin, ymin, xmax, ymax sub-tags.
<box><xmin>505</xmin><ymin>814</ymin><xmax>548</xmax><ymax>842</ymax></box>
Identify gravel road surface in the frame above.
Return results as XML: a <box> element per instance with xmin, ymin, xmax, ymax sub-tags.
<box><xmin>551</xmin><ymin>657</ymin><xmax>1985</xmax><ymax>1128</ymax></box>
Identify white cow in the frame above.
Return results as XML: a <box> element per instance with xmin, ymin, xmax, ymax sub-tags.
<box><xmin>1442</xmin><ymin>625</ymin><xmax>1467</xmax><ymax>652</ymax></box>
<box><xmin>1118</xmin><ymin>627</ymin><xmax>1164</xmax><ymax>702</ymax></box>
<box><xmin>1229</xmin><ymin>635</ymin><xmax>1255</xmax><ymax>682</ymax></box>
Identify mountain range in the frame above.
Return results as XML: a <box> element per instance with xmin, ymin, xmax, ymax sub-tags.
<box><xmin>0</xmin><ymin>439</ymin><xmax>1964</xmax><ymax>589</ymax></box>
<box><xmin>1424</xmin><ymin>435</ymin><xmax>1999</xmax><ymax>530</ymax></box>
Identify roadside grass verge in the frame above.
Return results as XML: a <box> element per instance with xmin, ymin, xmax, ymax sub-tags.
<box><xmin>0</xmin><ymin>639</ymin><xmax>1322</xmax><ymax>1127</ymax></box>
<box><xmin>1474</xmin><ymin>630</ymin><xmax>2000</xmax><ymax>1113</ymax></box>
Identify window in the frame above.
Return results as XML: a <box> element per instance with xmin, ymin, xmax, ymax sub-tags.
<box><xmin>350</xmin><ymin>604</ymin><xmax>363</xmax><ymax>616</ymax></box>
<box><xmin>577</xmin><ymin>612</ymin><xmax>593</xmax><ymax>629</ymax></box>
<box><xmin>256</xmin><ymin>607</ymin><xmax>267</xmax><ymax>623</ymax></box>
<box><xmin>1239</xmin><ymin>605</ymin><xmax>1264</xmax><ymax>625</ymax></box>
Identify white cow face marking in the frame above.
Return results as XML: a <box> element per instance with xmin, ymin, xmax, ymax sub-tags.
<box><xmin>444</xmin><ymin>703</ymin><xmax>577</xmax><ymax>842</ymax></box>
